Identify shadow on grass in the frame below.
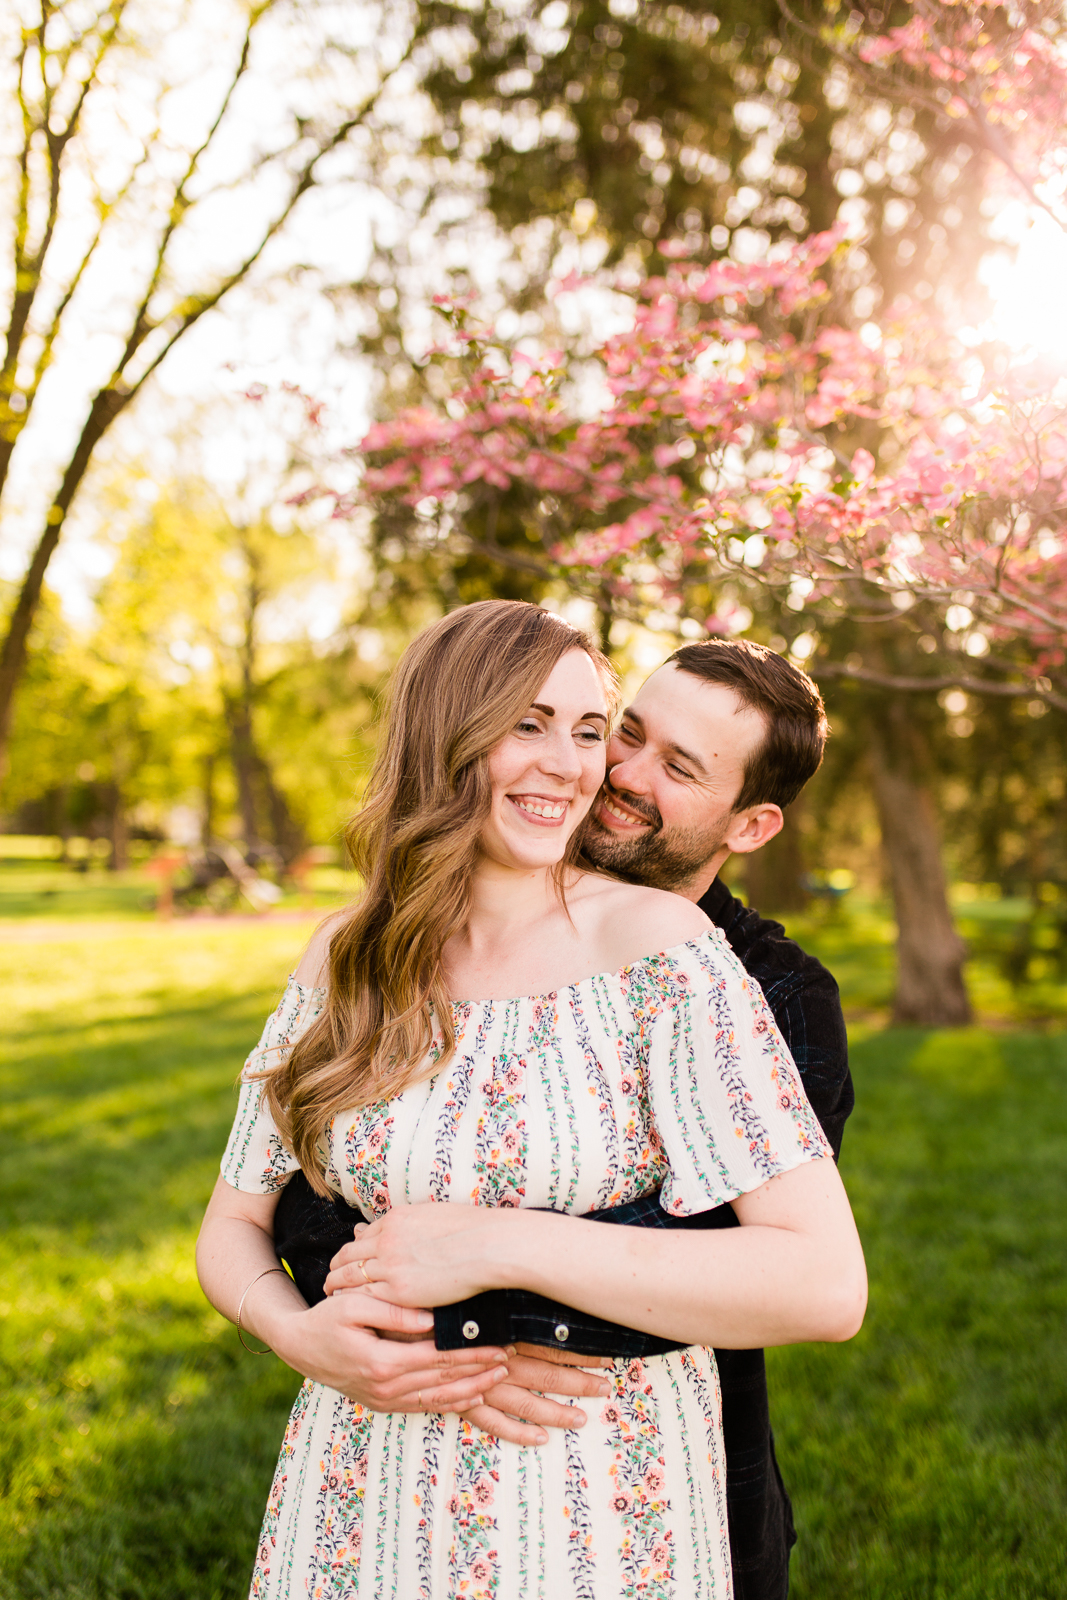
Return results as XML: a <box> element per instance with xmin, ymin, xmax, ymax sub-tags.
<box><xmin>775</xmin><ymin>1027</ymin><xmax>1067</xmax><ymax>1600</ymax></box>
<box><xmin>1</xmin><ymin>995</ymin><xmax>267</xmax><ymax>1245</ymax></box>
<box><xmin>0</xmin><ymin>1362</ymin><xmax>296</xmax><ymax>1600</ymax></box>
<box><xmin>4</xmin><ymin>923</ymin><xmax>1066</xmax><ymax>1599</ymax></box>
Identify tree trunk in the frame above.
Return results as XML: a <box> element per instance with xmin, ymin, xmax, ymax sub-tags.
<box><xmin>867</xmin><ymin>698</ymin><xmax>972</xmax><ymax>1025</ymax></box>
<box><xmin>0</xmin><ymin>385</ymin><xmax>127</xmax><ymax>780</ymax></box>
<box><xmin>226</xmin><ymin>697</ymin><xmax>261</xmax><ymax>851</ymax></box>
<box><xmin>261</xmin><ymin>760</ymin><xmax>306</xmax><ymax>866</ymax></box>
<box><xmin>596</xmin><ymin>580</ymin><xmax>614</xmax><ymax>657</ymax></box>
<box><xmin>201</xmin><ymin>752</ymin><xmax>216</xmax><ymax>850</ymax></box>
<box><xmin>743</xmin><ymin>795</ymin><xmax>809</xmax><ymax>914</ymax></box>
<box><xmin>109</xmin><ymin>784</ymin><xmax>130</xmax><ymax>872</ymax></box>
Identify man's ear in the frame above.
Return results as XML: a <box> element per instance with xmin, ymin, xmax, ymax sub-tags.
<box><xmin>723</xmin><ymin>803</ymin><xmax>784</xmax><ymax>856</ymax></box>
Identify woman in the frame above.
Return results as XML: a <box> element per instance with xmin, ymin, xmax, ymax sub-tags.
<box><xmin>197</xmin><ymin>599</ymin><xmax>866</xmax><ymax>1598</ymax></box>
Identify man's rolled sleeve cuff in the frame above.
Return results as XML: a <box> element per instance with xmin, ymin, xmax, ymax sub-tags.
<box><xmin>434</xmin><ymin>1288</ymin><xmax>683</xmax><ymax>1358</ymax></box>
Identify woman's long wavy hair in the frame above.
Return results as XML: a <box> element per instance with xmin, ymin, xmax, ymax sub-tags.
<box><xmin>261</xmin><ymin>599</ymin><xmax>617</xmax><ymax>1192</ymax></box>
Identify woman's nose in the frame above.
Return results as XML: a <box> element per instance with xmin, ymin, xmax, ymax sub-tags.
<box><xmin>541</xmin><ymin>731</ymin><xmax>583</xmax><ymax>780</ymax></box>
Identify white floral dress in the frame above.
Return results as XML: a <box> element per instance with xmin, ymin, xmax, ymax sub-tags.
<box><xmin>221</xmin><ymin>930</ymin><xmax>830</xmax><ymax>1600</ymax></box>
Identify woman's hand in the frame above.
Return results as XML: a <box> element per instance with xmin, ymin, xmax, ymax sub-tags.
<box><xmin>324</xmin><ymin>1202</ymin><xmax>523</xmax><ymax>1307</ymax></box>
<box><xmin>264</xmin><ymin>1285</ymin><xmax>510</xmax><ymax>1413</ymax></box>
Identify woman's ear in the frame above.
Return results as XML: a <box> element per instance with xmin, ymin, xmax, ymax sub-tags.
<box><xmin>723</xmin><ymin>803</ymin><xmax>784</xmax><ymax>857</ymax></box>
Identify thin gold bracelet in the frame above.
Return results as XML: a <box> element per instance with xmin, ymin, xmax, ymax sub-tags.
<box><xmin>236</xmin><ymin>1266</ymin><xmax>287</xmax><ymax>1354</ymax></box>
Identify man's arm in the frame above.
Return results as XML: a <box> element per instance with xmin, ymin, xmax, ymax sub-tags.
<box><xmin>434</xmin><ymin>878</ymin><xmax>853</xmax><ymax>1356</ymax></box>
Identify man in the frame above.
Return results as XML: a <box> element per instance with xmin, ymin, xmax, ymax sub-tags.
<box><xmin>273</xmin><ymin>638</ymin><xmax>852</xmax><ymax>1600</ymax></box>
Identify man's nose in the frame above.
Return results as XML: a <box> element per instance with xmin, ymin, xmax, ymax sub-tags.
<box><xmin>606</xmin><ymin>747</ymin><xmax>652</xmax><ymax>794</ymax></box>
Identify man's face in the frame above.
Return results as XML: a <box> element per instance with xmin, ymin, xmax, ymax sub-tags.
<box><xmin>583</xmin><ymin>664</ymin><xmax>770</xmax><ymax>893</ymax></box>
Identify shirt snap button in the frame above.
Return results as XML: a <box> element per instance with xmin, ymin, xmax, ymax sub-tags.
<box><xmin>554</xmin><ymin>1323</ymin><xmax>570</xmax><ymax>1343</ymax></box>
<box><xmin>462</xmin><ymin>1320</ymin><xmax>480</xmax><ymax>1341</ymax></box>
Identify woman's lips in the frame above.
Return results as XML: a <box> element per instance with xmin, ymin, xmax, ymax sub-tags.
<box><xmin>507</xmin><ymin>794</ymin><xmax>569</xmax><ymax>826</ymax></box>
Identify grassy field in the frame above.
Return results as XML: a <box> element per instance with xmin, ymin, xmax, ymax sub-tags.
<box><xmin>1</xmin><ymin>898</ymin><xmax>1065</xmax><ymax>1597</ymax></box>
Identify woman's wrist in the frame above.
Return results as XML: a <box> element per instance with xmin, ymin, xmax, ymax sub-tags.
<box><xmin>242</xmin><ymin>1276</ymin><xmax>307</xmax><ymax>1354</ymax></box>
<box><xmin>483</xmin><ymin>1208</ymin><xmax>555</xmax><ymax>1294</ymax></box>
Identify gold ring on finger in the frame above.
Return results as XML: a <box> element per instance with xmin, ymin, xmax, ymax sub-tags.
<box><xmin>358</xmin><ymin>1260</ymin><xmax>371</xmax><ymax>1284</ymax></box>
<box><xmin>418</xmin><ymin>1391</ymin><xmax>423</xmax><ymax>1406</ymax></box>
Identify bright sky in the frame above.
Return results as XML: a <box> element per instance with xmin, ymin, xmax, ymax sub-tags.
<box><xmin>980</xmin><ymin>207</ymin><xmax>1067</xmax><ymax>365</ymax></box>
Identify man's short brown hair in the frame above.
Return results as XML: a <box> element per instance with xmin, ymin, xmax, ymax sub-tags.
<box><xmin>668</xmin><ymin>639</ymin><xmax>827</xmax><ymax>810</ymax></box>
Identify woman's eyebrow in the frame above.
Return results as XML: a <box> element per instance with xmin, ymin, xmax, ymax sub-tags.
<box><xmin>531</xmin><ymin>703</ymin><xmax>607</xmax><ymax>723</ymax></box>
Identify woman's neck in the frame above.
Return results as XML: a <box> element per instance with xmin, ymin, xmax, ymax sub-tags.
<box><xmin>464</xmin><ymin>856</ymin><xmax>562</xmax><ymax>950</ymax></box>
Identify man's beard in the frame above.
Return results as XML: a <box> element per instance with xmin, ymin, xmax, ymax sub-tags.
<box><xmin>581</xmin><ymin>783</ymin><xmax>729</xmax><ymax>893</ymax></box>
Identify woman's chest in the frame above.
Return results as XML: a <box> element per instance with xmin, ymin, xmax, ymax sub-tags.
<box><xmin>326</xmin><ymin>986</ymin><xmax>668</xmax><ymax>1218</ymax></box>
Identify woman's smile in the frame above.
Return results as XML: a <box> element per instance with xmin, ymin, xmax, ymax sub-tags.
<box><xmin>507</xmin><ymin>793</ymin><xmax>570</xmax><ymax>825</ymax></box>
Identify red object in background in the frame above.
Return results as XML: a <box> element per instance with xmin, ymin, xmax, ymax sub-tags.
<box><xmin>143</xmin><ymin>851</ymin><xmax>186</xmax><ymax>919</ymax></box>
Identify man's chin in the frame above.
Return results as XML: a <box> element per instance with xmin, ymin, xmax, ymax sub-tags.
<box><xmin>581</xmin><ymin>812</ymin><xmax>726</xmax><ymax>895</ymax></box>
<box><xmin>582</xmin><ymin>818</ymin><xmax>658</xmax><ymax>875</ymax></box>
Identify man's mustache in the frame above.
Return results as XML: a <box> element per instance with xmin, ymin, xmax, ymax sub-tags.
<box><xmin>597</xmin><ymin>778</ymin><xmax>662</xmax><ymax>831</ymax></box>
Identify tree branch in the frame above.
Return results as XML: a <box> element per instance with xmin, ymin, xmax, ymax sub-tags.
<box><xmin>815</xmin><ymin>659</ymin><xmax>1067</xmax><ymax>713</ymax></box>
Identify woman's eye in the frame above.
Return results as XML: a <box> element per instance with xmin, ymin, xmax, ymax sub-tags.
<box><xmin>576</xmin><ymin>727</ymin><xmax>603</xmax><ymax>744</ymax></box>
<box><xmin>515</xmin><ymin>719</ymin><xmax>541</xmax><ymax>735</ymax></box>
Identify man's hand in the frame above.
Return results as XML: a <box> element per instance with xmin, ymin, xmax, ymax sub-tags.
<box><xmin>459</xmin><ymin>1343</ymin><xmax>614</xmax><ymax>1448</ymax></box>
<box><xmin>266</xmin><ymin>1286</ymin><xmax>510</xmax><ymax>1413</ymax></box>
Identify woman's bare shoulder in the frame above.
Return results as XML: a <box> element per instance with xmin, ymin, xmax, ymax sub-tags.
<box><xmin>292</xmin><ymin>908</ymin><xmax>350</xmax><ymax>987</ymax></box>
<box><xmin>576</xmin><ymin>875</ymin><xmax>711</xmax><ymax>968</ymax></box>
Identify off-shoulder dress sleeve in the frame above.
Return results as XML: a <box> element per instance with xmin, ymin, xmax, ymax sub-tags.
<box><xmin>637</xmin><ymin>931</ymin><xmax>833</xmax><ymax>1216</ymax></box>
<box><xmin>220</xmin><ymin>975</ymin><xmax>326</xmax><ymax>1193</ymax></box>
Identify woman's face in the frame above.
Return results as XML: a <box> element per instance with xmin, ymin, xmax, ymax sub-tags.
<box><xmin>482</xmin><ymin>649</ymin><xmax>609</xmax><ymax>873</ymax></box>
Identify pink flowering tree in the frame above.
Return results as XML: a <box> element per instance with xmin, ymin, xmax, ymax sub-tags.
<box><xmin>351</xmin><ymin>242</ymin><xmax>1066</xmax><ymax>705</ymax></box>
<box><xmin>341</xmin><ymin>252</ymin><xmax>1067</xmax><ymax>1026</ymax></box>
<box><xmin>326</xmin><ymin>1</ymin><xmax>1067</xmax><ymax>1026</ymax></box>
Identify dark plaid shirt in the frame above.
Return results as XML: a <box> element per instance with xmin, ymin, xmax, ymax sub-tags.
<box><xmin>273</xmin><ymin>877</ymin><xmax>853</xmax><ymax>1600</ymax></box>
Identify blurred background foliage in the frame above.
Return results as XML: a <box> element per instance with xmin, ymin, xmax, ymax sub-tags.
<box><xmin>1</xmin><ymin>0</ymin><xmax>1065</xmax><ymax>1005</ymax></box>
<box><xmin>2</xmin><ymin>6</ymin><xmax>1067</xmax><ymax>1596</ymax></box>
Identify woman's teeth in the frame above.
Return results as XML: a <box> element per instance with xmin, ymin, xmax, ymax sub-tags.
<box><xmin>513</xmin><ymin>797</ymin><xmax>567</xmax><ymax>819</ymax></box>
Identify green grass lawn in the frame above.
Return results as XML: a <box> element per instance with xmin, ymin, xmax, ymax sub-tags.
<box><xmin>1</xmin><ymin>915</ymin><xmax>1065</xmax><ymax>1598</ymax></box>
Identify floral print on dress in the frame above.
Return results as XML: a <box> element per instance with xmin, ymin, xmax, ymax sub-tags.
<box><xmin>471</xmin><ymin>1049</ymin><xmax>527</xmax><ymax>1207</ymax></box>
<box><xmin>603</xmin><ymin>1358</ymin><xmax>675</xmax><ymax>1599</ymax></box>
<box><xmin>222</xmin><ymin>930</ymin><xmax>831</xmax><ymax>1599</ymax></box>
<box><xmin>341</xmin><ymin>1100</ymin><xmax>394</xmax><ymax>1216</ymax></box>
<box><xmin>307</xmin><ymin>1394</ymin><xmax>375</xmax><ymax>1597</ymax></box>
<box><xmin>447</xmin><ymin>1423</ymin><xmax>501</xmax><ymax>1598</ymax></box>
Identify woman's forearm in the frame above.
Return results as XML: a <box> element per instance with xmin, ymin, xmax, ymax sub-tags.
<box><xmin>498</xmin><ymin>1158</ymin><xmax>866</xmax><ymax>1348</ymax></box>
<box><xmin>196</xmin><ymin>1178</ymin><xmax>511</xmax><ymax>1410</ymax></box>
<box><xmin>495</xmin><ymin>1208</ymin><xmax>863</xmax><ymax>1349</ymax></box>
<box><xmin>196</xmin><ymin>1209</ymin><xmax>308</xmax><ymax>1342</ymax></box>
<box><xmin>341</xmin><ymin>1158</ymin><xmax>867</xmax><ymax>1350</ymax></box>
